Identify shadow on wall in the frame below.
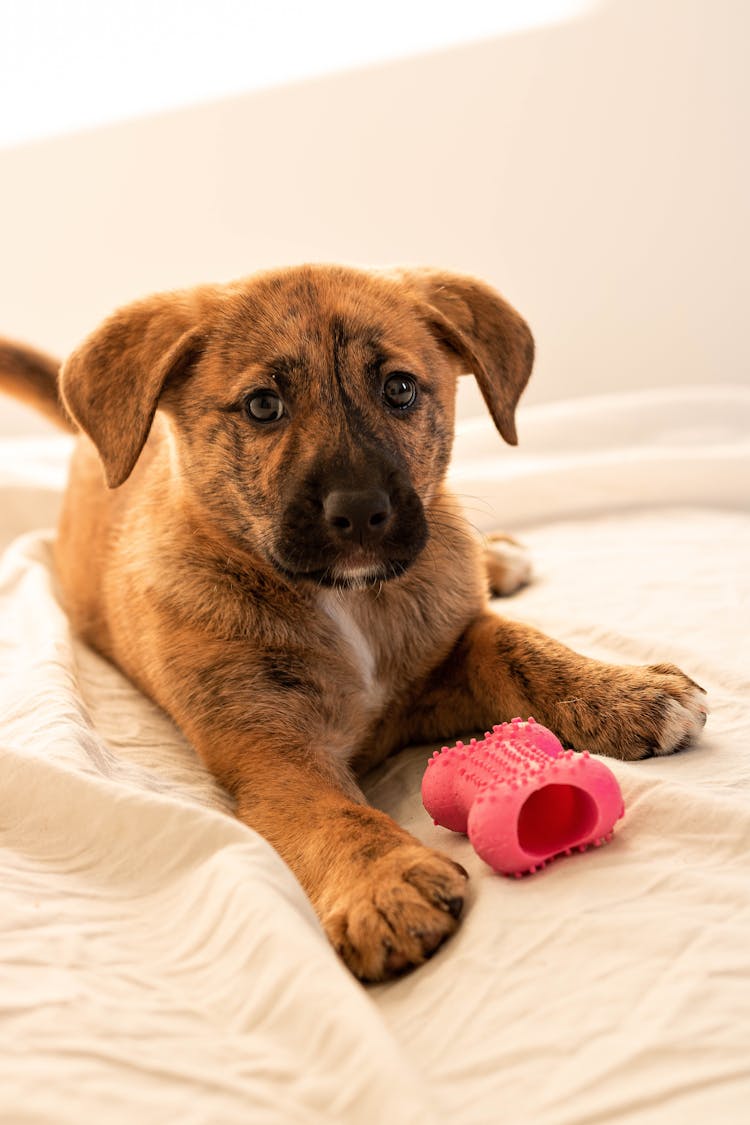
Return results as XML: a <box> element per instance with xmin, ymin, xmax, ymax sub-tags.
<box><xmin>0</xmin><ymin>0</ymin><xmax>747</xmax><ymax>437</ymax></box>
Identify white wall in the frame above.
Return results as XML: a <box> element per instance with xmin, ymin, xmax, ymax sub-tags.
<box><xmin>1</xmin><ymin>0</ymin><xmax>747</xmax><ymax>436</ymax></box>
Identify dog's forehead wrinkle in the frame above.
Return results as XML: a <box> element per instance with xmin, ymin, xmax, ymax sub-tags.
<box><xmin>325</xmin><ymin>315</ymin><xmax>392</xmax><ymax>411</ymax></box>
<box><xmin>328</xmin><ymin>311</ymin><xmax>383</xmax><ymax>347</ymax></box>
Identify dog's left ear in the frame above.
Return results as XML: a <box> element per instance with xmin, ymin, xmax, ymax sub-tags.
<box><xmin>391</xmin><ymin>268</ymin><xmax>534</xmax><ymax>445</ymax></box>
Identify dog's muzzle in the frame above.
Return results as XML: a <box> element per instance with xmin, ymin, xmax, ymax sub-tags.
<box><xmin>271</xmin><ymin>470</ymin><xmax>428</xmax><ymax>589</ymax></box>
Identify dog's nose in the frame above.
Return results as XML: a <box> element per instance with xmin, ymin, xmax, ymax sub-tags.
<box><xmin>323</xmin><ymin>489</ymin><xmax>392</xmax><ymax>545</ymax></box>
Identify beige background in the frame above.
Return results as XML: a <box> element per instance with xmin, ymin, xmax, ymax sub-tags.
<box><xmin>1</xmin><ymin>0</ymin><xmax>748</xmax><ymax>435</ymax></box>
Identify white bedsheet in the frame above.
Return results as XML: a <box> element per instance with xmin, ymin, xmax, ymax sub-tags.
<box><xmin>1</xmin><ymin>386</ymin><xmax>748</xmax><ymax>1124</ymax></box>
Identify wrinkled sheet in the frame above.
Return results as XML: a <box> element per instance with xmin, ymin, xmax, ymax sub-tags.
<box><xmin>1</xmin><ymin>385</ymin><xmax>748</xmax><ymax>1123</ymax></box>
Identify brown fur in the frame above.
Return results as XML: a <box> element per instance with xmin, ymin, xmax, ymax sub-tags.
<box><xmin>0</xmin><ymin>339</ymin><xmax>75</xmax><ymax>431</ymax></box>
<box><xmin>0</xmin><ymin>265</ymin><xmax>706</xmax><ymax>981</ymax></box>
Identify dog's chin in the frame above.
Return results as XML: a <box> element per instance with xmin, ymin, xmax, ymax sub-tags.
<box><xmin>269</xmin><ymin>554</ymin><xmax>414</xmax><ymax>590</ymax></box>
<box><xmin>323</xmin><ymin>559</ymin><xmax>412</xmax><ymax>590</ymax></box>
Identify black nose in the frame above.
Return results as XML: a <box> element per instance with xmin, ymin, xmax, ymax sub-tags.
<box><xmin>323</xmin><ymin>489</ymin><xmax>392</xmax><ymax>545</ymax></box>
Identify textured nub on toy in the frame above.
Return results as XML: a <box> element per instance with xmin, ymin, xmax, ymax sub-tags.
<box><xmin>421</xmin><ymin>718</ymin><xmax>625</xmax><ymax>877</ymax></box>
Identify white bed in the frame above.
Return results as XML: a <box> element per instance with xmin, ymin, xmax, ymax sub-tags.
<box><xmin>1</xmin><ymin>385</ymin><xmax>748</xmax><ymax>1124</ymax></box>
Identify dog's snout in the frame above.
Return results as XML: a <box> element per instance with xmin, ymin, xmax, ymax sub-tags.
<box><xmin>323</xmin><ymin>489</ymin><xmax>392</xmax><ymax>545</ymax></box>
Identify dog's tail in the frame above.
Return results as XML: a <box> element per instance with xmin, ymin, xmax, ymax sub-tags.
<box><xmin>0</xmin><ymin>338</ymin><xmax>76</xmax><ymax>432</ymax></box>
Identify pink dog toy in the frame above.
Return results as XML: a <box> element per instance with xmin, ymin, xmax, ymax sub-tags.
<box><xmin>422</xmin><ymin>718</ymin><xmax>625</xmax><ymax>877</ymax></box>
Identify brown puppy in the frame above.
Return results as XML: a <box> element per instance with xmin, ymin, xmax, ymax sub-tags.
<box><xmin>0</xmin><ymin>265</ymin><xmax>707</xmax><ymax>980</ymax></box>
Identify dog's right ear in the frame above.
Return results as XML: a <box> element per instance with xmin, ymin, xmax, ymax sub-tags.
<box><xmin>60</xmin><ymin>290</ymin><xmax>214</xmax><ymax>488</ymax></box>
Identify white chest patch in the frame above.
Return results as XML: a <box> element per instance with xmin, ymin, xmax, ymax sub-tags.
<box><xmin>317</xmin><ymin>589</ymin><xmax>386</xmax><ymax>714</ymax></box>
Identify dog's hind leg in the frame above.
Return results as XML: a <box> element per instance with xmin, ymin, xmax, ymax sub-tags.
<box><xmin>484</xmin><ymin>533</ymin><xmax>533</xmax><ymax>597</ymax></box>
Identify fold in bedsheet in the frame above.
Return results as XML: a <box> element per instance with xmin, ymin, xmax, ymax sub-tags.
<box><xmin>367</xmin><ymin>503</ymin><xmax>750</xmax><ymax>1124</ymax></box>
<box><xmin>449</xmin><ymin>384</ymin><xmax>750</xmax><ymax>530</ymax></box>
<box><xmin>1</xmin><ymin>386</ymin><xmax>748</xmax><ymax>1124</ymax></box>
<box><xmin>0</xmin><ymin>535</ymin><xmax>437</xmax><ymax>1123</ymax></box>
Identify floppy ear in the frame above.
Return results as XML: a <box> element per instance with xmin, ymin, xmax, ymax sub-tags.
<box><xmin>60</xmin><ymin>291</ymin><xmax>210</xmax><ymax>488</ymax></box>
<box><xmin>392</xmin><ymin>268</ymin><xmax>534</xmax><ymax>445</ymax></box>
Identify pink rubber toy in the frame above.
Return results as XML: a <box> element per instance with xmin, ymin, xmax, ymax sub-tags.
<box><xmin>422</xmin><ymin>718</ymin><xmax>625</xmax><ymax>877</ymax></box>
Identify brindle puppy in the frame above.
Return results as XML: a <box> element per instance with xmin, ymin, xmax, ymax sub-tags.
<box><xmin>0</xmin><ymin>266</ymin><xmax>707</xmax><ymax>980</ymax></box>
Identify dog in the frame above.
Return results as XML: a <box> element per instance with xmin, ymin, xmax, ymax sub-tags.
<box><xmin>0</xmin><ymin>265</ymin><xmax>707</xmax><ymax>980</ymax></box>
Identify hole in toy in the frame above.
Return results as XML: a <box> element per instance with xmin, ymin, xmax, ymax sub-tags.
<box><xmin>517</xmin><ymin>785</ymin><xmax>597</xmax><ymax>856</ymax></box>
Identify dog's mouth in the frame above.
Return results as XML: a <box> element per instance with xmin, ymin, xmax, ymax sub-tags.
<box><xmin>269</xmin><ymin>554</ymin><xmax>413</xmax><ymax>590</ymax></box>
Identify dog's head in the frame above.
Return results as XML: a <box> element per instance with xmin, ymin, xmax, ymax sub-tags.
<box><xmin>60</xmin><ymin>266</ymin><xmax>533</xmax><ymax>588</ymax></box>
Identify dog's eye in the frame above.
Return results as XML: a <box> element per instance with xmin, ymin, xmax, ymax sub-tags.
<box><xmin>383</xmin><ymin>373</ymin><xmax>418</xmax><ymax>410</ymax></box>
<box><xmin>244</xmin><ymin>390</ymin><xmax>285</xmax><ymax>423</ymax></box>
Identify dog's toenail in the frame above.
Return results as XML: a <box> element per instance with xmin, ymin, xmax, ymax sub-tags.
<box><xmin>444</xmin><ymin>895</ymin><xmax>464</xmax><ymax>919</ymax></box>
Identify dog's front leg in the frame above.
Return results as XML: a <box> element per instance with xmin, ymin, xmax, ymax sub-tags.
<box><xmin>152</xmin><ymin>658</ymin><xmax>467</xmax><ymax>982</ymax></box>
<box><xmin>405</xmin><ymin>613</ymin><xmax>707</xmax><ymax>761</ymax></box>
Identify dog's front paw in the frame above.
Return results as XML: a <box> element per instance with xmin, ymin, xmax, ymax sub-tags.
<box><xmin>562</xmin><ymin>662</ymin><xmax>708</xmax><ymax>761</ymax></box>
<box><xmin>643</xmin><ymin>663</ymin><xmax>709</xmax><ymax>756</ymax></box>
<box><xmin>321</xmin><ymin>846</ymin><xmax>468</xmax><ymax>982</ymax></box>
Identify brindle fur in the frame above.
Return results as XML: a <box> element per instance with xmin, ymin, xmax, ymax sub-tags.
<box><xmin>0</xmin><ymin>265</ymin><xmax>706</xmax><ymax>981</ymax></box>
